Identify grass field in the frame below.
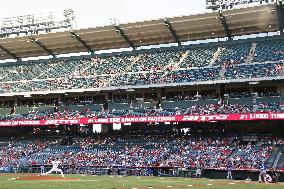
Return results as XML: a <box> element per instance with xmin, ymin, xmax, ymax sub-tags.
<box><xmin>0</xmin><ymin>174</ymin><xmax>283</xmax><ymax>189</ymax></box>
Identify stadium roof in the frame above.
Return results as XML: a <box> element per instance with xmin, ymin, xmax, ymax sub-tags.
<box><xmin>0</xmin><ymin>3</ymin><xmax>282</xmax><ymax>60</ymax></box>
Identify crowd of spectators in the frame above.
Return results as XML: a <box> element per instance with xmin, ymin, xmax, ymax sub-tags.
<box><xmin>0</xmin><ymin>135</ymin><xmax>283</xmax><ymax>174</ymax></box>
<box><xmin>0</xmin><ymin>139</ymin><xmax>51</xmax><ymax>169</ymax></box>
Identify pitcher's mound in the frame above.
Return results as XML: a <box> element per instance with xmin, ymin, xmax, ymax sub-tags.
<box><xmin>16</xmin><ymin>175</ymin><xmax>80</xmax><ymax>181</ymax></box>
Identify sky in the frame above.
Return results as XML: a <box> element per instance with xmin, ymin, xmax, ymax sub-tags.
<box><xmin>0</xmin><ymin>0</ymin><xmax>206</xmax><ymax>29</ymax></box>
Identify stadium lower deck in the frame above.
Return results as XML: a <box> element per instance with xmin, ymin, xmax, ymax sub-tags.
<box><xmin>0</xmin><ymin>123</ymin><xmax>284</xmax><ymax>182</ymax></box>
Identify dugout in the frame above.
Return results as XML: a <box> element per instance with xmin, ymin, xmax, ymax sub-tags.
<box><xmin>202</xmin><ymin>169</ymin><xmax>284</xmax><ymax>182</ymax></box>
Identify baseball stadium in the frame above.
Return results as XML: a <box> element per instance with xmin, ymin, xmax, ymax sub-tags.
<box><xmin>0</xmin><ymin>0</ymin><xmax>284</xmax><ymax>188</ymax></box>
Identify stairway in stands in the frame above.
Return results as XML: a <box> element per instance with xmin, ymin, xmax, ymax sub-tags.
<box><xmin>266</xmin><ymin>146</ymin><xmax>281</xmax><ymax>168</ymax></box>
<box><xmin>159</xmin><ymin>50</ymin><xmax>191</xmax><ymax>81</ymax></box>
<box><xmin>123</xmin><ymin>55</ymin><xmax>142</xmax><ymax>73</ymax></box>
<box><xmin>246</xmin><ymin>42</ymin><xmax>257</xmax><ymax>63</ymax></box>
<box><xmin>209</xmin><ymin>47</ymin><xmax>223</xmax><ymax>67</ymax></box>
<box><xmin>173</xmin><ymin>50</ymin><xmax>191</xmax><ymax>69</ymax></box>
<box><xmin>274</xmin><ymin>146</ymin><xmax>284</xmax><ymax>169</ymax></box>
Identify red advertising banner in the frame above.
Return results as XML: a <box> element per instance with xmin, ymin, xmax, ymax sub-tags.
<box><xmin>87</xmin><ymin>113</ymin><xmax>284</xmax><ymax>123</ymax></box>
<box><xmin>0</xmin><ymin>113</ymin><xmax>283</xmax><ymax>127</ymax></box>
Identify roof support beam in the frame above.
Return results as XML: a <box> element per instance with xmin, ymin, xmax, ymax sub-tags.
<box><xmin>70</xmin><ymin>31</ymin><xmax>94</xmax><ymax>55</ymax></box>
<box><xmin>276</xmin><ymin>1</ymin><xmax>284</xmax><ymax>35</ymax></box>
<box><xmin>113</xmin><ymin>25</ymin><xmax>135</xmax><ymax>50</ymax></box>
<box><xmin>164</xmin><ymin>19</ymin><xmax>181</xmax><ymax>46</ymax></box>
<box><xmin>0</xmin><ymin>44</ymin><xmax>19</xmax><ymax>61</ymax></box>
<box><xmin>219</xmin><ymin>11</ymin><xmax>232</xmax><ymax>40</ymax></box>
<box><xmin>28</xmin><ymin>35</ymin><xmax>56</xmax><ymax>58</ymax></box>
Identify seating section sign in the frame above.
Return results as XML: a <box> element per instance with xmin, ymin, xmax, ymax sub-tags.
<box><xmin>0</xmin><ymin>113</ymin><xmax>283</xmax><ymax>127</ymax></box>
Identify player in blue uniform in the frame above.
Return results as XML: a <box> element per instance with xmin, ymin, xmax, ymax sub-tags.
<box><xmin>258</xmin><ymin>162</ymin><xmax>266</xmax><ymax>183</ymax></box>
<box><xmin>227</xmin><ymin>161</ymin><xmax>233</xmax><ymax>180</ymax></box>
<box><xmin>40</xmin><ymin>160</ymin><xmax>45</xmax><ymax>175</ymax></box>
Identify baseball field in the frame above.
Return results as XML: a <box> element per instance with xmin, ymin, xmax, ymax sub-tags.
<box><xmin>0</xmin><ymin>174</ymin><xmax>283</xmax><ymax>189</ymax></box>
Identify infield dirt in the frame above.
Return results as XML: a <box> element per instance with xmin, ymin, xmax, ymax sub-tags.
<box><xmin>15</xmin><ymin>175</ymin><xmax>80</xmax><ymax>181</ymax></box>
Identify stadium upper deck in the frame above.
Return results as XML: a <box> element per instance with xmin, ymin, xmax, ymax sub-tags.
<box><xmin>0</xmin><ymin>35</ymin><xmax>283</xmax><ymax>96</ymax></box>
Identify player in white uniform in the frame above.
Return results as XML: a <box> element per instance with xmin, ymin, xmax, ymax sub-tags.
<box><xmin>41</xmin><ymin>158</ymin><xmax>65</xmax><ymax>177</ymax></box>
<box><xmin>265</xmin><ymin>174</ymin><xmax>272</xmax><ymax>183</ymax></box>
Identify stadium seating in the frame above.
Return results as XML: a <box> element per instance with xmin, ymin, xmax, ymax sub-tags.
<box><xmin>253</xmin><ymin>39</ymin><xmax>284</xmax><ymax>63</ymax></box>
<box><xmin>179</xmin><ymin>46</ymin><xmax>217</xmax><ymax>68</ymax></box>
<box><xmin>215</xmin><ymin>42</ymin><xmax>251</xmax><ymax>66</ymax></box>
<box><xmin>0</xmin><ymin>37</ymin><xmax>283</xmax><ymax>94</ymax></box>
<box><xmin>1</xmin><ymin>135</ymin><xmax>283</xmax><ymax>174</ymax></box>
<box><xmin>224</xmin><ymin>62</ymin><xmax>283</xmax><ymax>80</ymax></box>
<box><xmin>162</xmin><ymin>67</ymin><xmax>220</xmax><ymax>83</ymax></box>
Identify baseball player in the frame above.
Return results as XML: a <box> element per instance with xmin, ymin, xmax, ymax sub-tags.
<box><xmin>258</xmin><ymin>162</ymin><xmax>266</xmax><ymax>183</ymax></box>
<box><xmin>40</xmin><ymin>161</ymin><xmax>45</xmax><ymax>175</ymax></box>
<box><xmin>41</xmin><ymin>158</ymin><xmax>65</xmax><ymax>177</ymax></box>
<box><xmin>227</xmin><ymin>161</ymin><xmax>233</xmax><ymax>180</ymax></box>
<box><xmin>265</xmin><ymin>173</ymin><xmax>272</xmax><ymax>183</ymax></box>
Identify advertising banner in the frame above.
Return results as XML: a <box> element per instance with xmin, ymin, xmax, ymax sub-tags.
<box><xmin>0</xmin><ymin>113</ymin><xmax>283</xmax><ymax>127</ymax></box>
<box><xmin>0</xmin><ymin>166</ymin><xmax>13</xmax><ymax>173</ymax></box>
